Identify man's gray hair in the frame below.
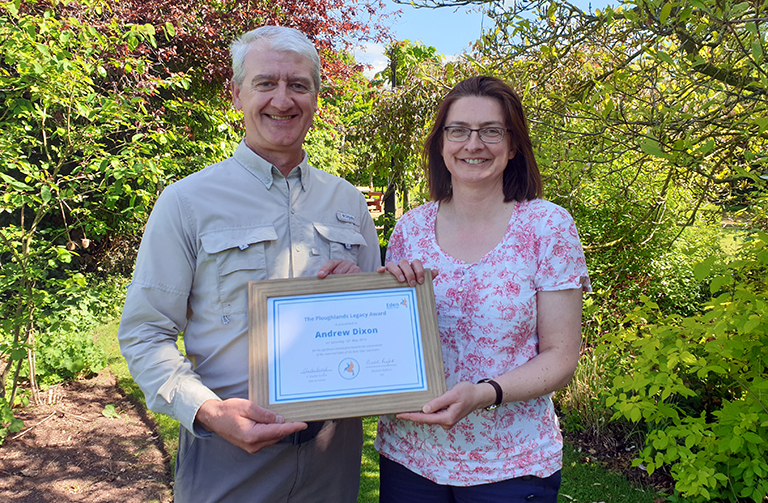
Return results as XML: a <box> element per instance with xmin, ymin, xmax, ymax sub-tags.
<box><xmin>230</xmin><ymin>26</ymin><xmax>321</xmax><ymax>93</ymax></box>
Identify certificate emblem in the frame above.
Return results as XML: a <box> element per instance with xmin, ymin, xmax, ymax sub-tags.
<box><xmin>338</xmin><ymin>358</ymin><xmax>360</xmax><ymax>379</ymax></box>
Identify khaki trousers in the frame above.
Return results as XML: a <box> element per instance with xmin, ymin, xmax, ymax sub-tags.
<box><xmin>173</xmin><ymin>418</ymin><xmax>363</xmax><ymax>503</ymax></box>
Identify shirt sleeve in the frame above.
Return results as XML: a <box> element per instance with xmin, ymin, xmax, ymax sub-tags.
<box><xmin>117</xmin><ymin>186</ymin><xmax>220</xmax><ymax>436</ymax></box>
<box><xmin>535</xmin><ymin>205</ymin><xmax>591</xmax><ymax>292</ymax></box>
<box><xmin>384</xmin><ymin>214</ymin><xmax>408</xmax><ymax>265</ymax></box>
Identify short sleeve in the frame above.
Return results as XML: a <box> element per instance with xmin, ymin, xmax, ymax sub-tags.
<box><xmin>535</xmin><ymin>205</ymin><xmax>591</xmax><ymax>292</ymax></box>
<box><xmin>384</xmin><ymin>216</ymin><xmax>408</xmax><ymax>265</ymax></box>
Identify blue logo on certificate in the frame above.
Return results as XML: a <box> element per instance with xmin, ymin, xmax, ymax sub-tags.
<box><xmin>339</xmin><ymin>358</ymin><xmax>360</xmax><ymax>379</ymax></box>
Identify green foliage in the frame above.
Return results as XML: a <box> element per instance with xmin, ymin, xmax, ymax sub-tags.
<box><xmin>555</xmin><ymin>344</ymin><xmax>615</xmax><ymax>438</ymax></box>
<box><xmin>350</xmin><ymin>41</ymin><xmax>460</xmax><ymax>203</ymax></box>
<box><xmin>0</xmin><ymin>1</ymin><xmax>238</xmax><ymax>424</ymax></box>
<box><xmin>451</xmin><ymin>0</ymin><xmax>768</xmax><ymax>309</ymax></box>
<box><xmin>604</xmin><ymin>232</ymin><xmax>768</xmax><ymax>502</ymax></box>
<box><xmin>102</xmin><ymin>403</ymin><xmax>120</xmax><ymax>419</ymax></box>
<box><xmin>0</xmin><ymin>1</ymin><xmax>167</xmax><ymax>413</ymax></box>
<box><xmin>0</xmin><ymin>396</ymin><xmax>24</xmax><ymax>444</ymax></box>
<box><xmin>358</xmin><ymin>416</ymin><xmax>380</xmax><ymax>502</ymax></box>
<box><xmin>559</xmin><ymin>443</ymin><xmax>660</xmax><ymax>503</ymax></box>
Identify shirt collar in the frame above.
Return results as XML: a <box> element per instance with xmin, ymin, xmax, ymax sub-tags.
<box><xmin>233</xmin><ymin>140</ymin><xmax>310</xmax><ymax>191</ymax></box>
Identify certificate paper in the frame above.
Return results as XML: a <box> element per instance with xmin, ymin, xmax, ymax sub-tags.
<box><xmin>269</xmin><ymin>288</ymin><xmax>426</xmax><ymax>403</ymax></box>
<box><xmin>249</xmin><ymin>272</ymin><xmax>446</xmax><ymax>422</ymax></box>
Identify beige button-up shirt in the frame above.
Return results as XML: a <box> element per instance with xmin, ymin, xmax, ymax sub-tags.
<box><xmin>118</xmin><ymin>142</ymin><xmax>380</xmax><ymax>435</ymax></box>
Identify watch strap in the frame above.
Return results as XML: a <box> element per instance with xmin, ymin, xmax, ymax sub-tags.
<box><xmin>477</xmin><ymin>378</ymin><xmax>503</xmax><ymax>411</ymax></box>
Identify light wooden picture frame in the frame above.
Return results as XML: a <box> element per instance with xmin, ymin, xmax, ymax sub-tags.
<box><xmin>248</xmin><ymin>271</ymin><xmax>446</xmax><ymax>422</ymax></box>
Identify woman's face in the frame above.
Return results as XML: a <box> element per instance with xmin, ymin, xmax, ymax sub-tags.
<box><xmin>440</xmin><ymin>96</ymin><xmax>515</xmax><ymax>191</ymax></box>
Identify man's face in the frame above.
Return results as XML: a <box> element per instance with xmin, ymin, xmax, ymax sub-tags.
<box><xmin>232</xmin><ymin>46</ymin><xmax>318</xmax><ymax>170</ymax></box>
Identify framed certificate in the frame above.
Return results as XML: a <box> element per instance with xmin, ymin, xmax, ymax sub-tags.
<box><xmin>248</xmin><ymin>271</ymin><xmax>446</xmax><ymax>422</ymax></box>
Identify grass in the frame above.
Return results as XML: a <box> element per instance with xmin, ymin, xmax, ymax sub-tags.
<box><xmin>94</xmin><ymin>320</ymin><xmax>663</xmax><ymax>503</ymax></box>
<box><xmin>359</xmin><ymin>416</ymin><xmax>380</xmax><ymax>502</ymax></box>
<box><xmin>559</xmin><ymin>443</ymin><xmax>659</xmax><ymax>503</ymax></box>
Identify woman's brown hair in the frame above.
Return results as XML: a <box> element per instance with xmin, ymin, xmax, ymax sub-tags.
<box><xmin>425</xmin><ymin>76</ymin><xmax>543</xmax><ymax>202</ymax></box>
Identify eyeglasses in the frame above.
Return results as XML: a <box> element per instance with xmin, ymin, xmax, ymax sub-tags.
<box><xmin>443</xmin><ymin>126</ymin><xmax>510</xmax><ymax>144</ymax></box>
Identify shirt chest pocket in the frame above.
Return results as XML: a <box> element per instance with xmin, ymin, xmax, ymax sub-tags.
<box><xmin>313</xmin><ymin>223</ymin><xmax>367</xmax><ymax>263</ymax></box>
<box><xmin>200</xmin><ymin>226</ymin><xmax>277</xmax><ymax>316</ymax></box>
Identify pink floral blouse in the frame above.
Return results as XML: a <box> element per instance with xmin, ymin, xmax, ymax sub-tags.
<box><xmin>375</xmin><ymin>199</ymin><xmax>591</xmax><ymax>486</ymax></box>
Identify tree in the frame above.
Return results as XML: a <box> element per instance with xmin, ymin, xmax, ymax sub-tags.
<box><xmin>0</xmin><ymin>2</ymin><xmax>186</xmax><ymax>411</ymax></box>
<box><xmin>396</xmin><ymin>0</ymin><xmax>768</xmax><ymax>303</ymax></box>
<box><xmin>352</xmin><ymin>42</ymin><xmax>458</xmax><ymax>200</ymax></box>
<box><xmin>0</xmin><ymin>0</ymin><xmax>391</xmax><ymax>440</ymax></box>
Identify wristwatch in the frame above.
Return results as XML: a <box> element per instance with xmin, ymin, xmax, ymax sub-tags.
<box><xmin>477</xmin><ymin>378</ymin><xmax>503</xmax><ymax>411</ymax></box>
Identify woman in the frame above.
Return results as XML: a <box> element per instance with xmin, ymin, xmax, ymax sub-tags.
<box><xmin>376</xmin><ymin>76</ymin><xmax>590</xmax><ymax>502</ymax></box>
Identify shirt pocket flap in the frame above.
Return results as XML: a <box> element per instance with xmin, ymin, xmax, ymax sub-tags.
<box><xmin>313</xmin><ymin>223</ymin><xmax>367</xmax><ymax>247</ymax></box>
<box><xmin>200</xmin><ymin>226</ymin><xmax>278</xmax><ymax>254</ymax></box>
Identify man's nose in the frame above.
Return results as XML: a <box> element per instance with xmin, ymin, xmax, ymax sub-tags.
<box><xmin>270</xmin><ymin>84</ymin><xmax>293</xmax><ymax>109</ymax></box>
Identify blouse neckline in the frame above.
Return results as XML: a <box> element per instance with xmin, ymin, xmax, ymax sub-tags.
<box><xmin>430</xmin><ymin>199</ymin><xmax>524</xmax><ymax>267</ymax></box>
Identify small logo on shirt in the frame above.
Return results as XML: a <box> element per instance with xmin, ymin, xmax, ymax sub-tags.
<box><xmin>336</xmin><ymin>211</ymin><xmax>356</xmax><ymax>224</ymax></box>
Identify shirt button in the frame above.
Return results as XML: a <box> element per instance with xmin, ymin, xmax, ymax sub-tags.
<box><xmin>291</xmin><ymin>208</ymin><xmax>296</xmax><ymax>214</ymax></box>
<box><xmin>295</xmin><ymin>245</ymin><xmax>301</xmax><ymax>252</ymax></box>
<box><xmin>458</xmin><ymin>287</ymin><xmax>464</xmax><ymax>292</ymax></box>
<box><xmin>456</xmin><ymin>301</ymin><xmax>461</xmax><ymax>307</ymax></box>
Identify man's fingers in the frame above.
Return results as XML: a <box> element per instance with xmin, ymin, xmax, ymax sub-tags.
<box><xmin>238</xmin><ymin>421</ymin><xmax>308</xmax><ymax>454</ymax></box>
<box><xmin>318</xmin><ymin>259</ymin><xmax>362</xmax><ymax>277</ymax></box>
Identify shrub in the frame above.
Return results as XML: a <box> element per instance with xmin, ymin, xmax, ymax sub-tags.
<box><xmin>604</xmin><ymin>232</ymin><xmax>768</xmax><ymax>502</ymax></box>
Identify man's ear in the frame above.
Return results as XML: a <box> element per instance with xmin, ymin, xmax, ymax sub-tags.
<box><xmin>231</xmin><ymin>82</ymin><xmax>242</xmax><ymax>110</ymax></box>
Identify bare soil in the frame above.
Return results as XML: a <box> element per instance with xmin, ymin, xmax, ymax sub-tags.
<box><xmin>0</xmin><ymin>371</ymin><xmax>173</xmax><ymax>503</ymax></box>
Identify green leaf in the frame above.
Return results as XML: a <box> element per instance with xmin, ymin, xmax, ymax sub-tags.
<box><xmin>730</xmin><ymin>435</ymin><xmax>744</xmax><ymax>453</ymax></box>
<box><xmin>10</xmin><ymin>348</ymin><xmax>26</xmax><ymax>361</ymax></box>
<box><xmin>640</xmin><ymin>139</ymin><xmax>666</xmax><ymax>159</ymax></box>
<box><xmin>660</xmin><ymin>3</ymin><xmax>673</xmax><ymax>23</ymax></box>
<box><xmin>743</xmin><ymin>316</ymin><xmax>761</xmax><ymax>333</ymax></box>
<box><xmin>7</xmin><ymin>0</ymin><xmax>20</xmax><ymax>16</ymax></box>
<box><xmin>653</xmin><ymin>435</ymin><xmax>668</xmax><ymax>449</ymax></box>
<box><xmin>656</xmin><ymin>51</ymin><xmax>675</xmax><ymax>66</ymax></box>
<box><xmin>755</xmin><ymin>117</ymin><xmax>768</xmax><ymax>134</ymax></box>
<box><xmin>732</xmin><ymin>2</ymin><xmax>751</xmax><ymax>16</ymax></box>
<box><xmin>0</xmin><ymin>172</ymin><xmax>34</xmax><ymax>191</ymax></box>
<box><xmin>710</xmin><ymin>274</ymin><xmax>732</xmax><ymax>294</ymax></box>
<box><xmin>40</xmin><ymin>185</ymin><xmax>52</xmax><ymax>203</ymax></box>
<box><xmin>680</xmin><ymin>351</ymin><xmax>697</xmax><ymax>365</ymax></box>
<box><xmin>697</xmin><ymin>139</ymin><xmax>715</xmax><ymax>156</ymax></box>
<box><xmin>102</xmin><ymin>404</ymin><xmax>120</xmax><ymax>419</ymax></box>
<box><xmin>165</xmin><ymin>22</ymin><xmax>176</xmax><ymax>37</ymax></box>
<box><xmin>694</xmin><ymin>257</ymin><xmax>717</xmax><ymax>281</ymax></box>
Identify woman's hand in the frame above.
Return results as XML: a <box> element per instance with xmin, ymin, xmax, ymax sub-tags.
<box><xmin>395</xmin><ymin>381</ymin><xmax>496</xmax><ymax>430</ymax></box>
<box><xmin>376</xmin><ymin>259</ymin><xmax>438</xmax><ymax>286</ymax></box>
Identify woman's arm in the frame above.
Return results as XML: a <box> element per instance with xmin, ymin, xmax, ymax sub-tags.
<box><xmin>398</xmin><ymin>288</ymin><xmax>583</xmax><ymax>429</ymax></box>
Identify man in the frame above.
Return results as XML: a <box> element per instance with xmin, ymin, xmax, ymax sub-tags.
<box><xmin>118</xmin><ymin>26</ymin><xmax>380</xmax><ymax>502</ymax></box>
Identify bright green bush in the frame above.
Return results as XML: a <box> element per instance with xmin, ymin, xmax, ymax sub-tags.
<box><xmin>604</xmin><ymin>231</ymin><xmax>768</xmax><ymax>502</ymax></box>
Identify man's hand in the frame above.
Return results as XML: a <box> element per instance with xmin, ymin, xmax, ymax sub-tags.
<box><xmin>195</xmin><ymin>398</ymin><xmax>307</xmax><ymax>454</ymax></box>
<box><xmin>318</xmin><ymin>259</ymin><xmax>362</xmax><ymax>278</ymax></box>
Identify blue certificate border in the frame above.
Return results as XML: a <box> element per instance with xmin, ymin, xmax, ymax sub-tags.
<box><xmin>268</xmin><ymin>287</ymin><xmax>427</xmax><ymax>404</ymax></box>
